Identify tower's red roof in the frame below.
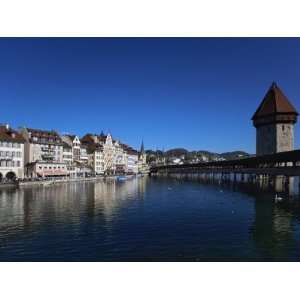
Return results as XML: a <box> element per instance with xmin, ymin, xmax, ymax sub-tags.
<box><xmin>252</xmin><ymin>82</ymin><xmax>298</xmax><ymax>120</ymax></box>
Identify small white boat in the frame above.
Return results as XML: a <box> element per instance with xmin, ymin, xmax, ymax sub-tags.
<box><xmin>43</xmin><ymin>181</ymin><xmax>55</xmax><ymax>186</ymax></box>
<box><xmin>275</xmin><ymin>194</ymin><xmax>283</xmax><ymax>202</ymax></box>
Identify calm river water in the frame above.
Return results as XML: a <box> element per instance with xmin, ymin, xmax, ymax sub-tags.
<box><xmin>1</xmin><ymin>176</ymin><xmax>300</xmax><ymax>261</ymax></box>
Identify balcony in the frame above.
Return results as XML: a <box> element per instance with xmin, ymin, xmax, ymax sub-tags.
<box><xmin>0</xmin><ymin>156</ymin><xmax>13</xmax><ymax>161</ymax></box>
<box><xmin>41</xmin><ymin>154</ymin><xmax>55</xmax><ymax>161</ymax></box>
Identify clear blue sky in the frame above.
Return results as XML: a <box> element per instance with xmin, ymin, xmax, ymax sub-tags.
<box><xmin>1</xmin><ymin>38</ymin><xmax>300</xmax><ymax>153</ymax></box>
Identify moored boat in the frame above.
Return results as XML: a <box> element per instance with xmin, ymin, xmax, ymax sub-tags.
<box><xmin>116</xmin><ymin>176</ymin><xmax>127</xmax><ymax>182</ymax></box>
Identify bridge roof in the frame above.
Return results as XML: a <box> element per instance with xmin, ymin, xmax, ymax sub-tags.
<box><xmin>252</xmin><ymin>82</ymin><xmax>298</xmax><ymax>120</ymax></box>
<box><xmin>151</xmin><ymin>149</ymin><xmax>300</xmax><ymax>171</ymax></box>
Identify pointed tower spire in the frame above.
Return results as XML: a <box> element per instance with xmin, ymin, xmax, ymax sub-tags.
<box><xmin>140</xmin><ymin>140</ymin><xmax>145</xmax><ymax>154</ymax></box>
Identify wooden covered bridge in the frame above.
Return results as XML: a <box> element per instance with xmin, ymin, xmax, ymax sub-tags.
<box><xmin>150</xmin><ymin>149</ymin><xmax>300</xmax><ymax>177</ymax></box>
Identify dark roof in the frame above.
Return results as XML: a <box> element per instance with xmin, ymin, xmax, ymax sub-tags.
<box><xmin>252</xmin><ymin>82</ymin><xmax>298</xmax><ymax>120</ymax></box>
<box><xmin>26</xmin><ymin>127</ymin><xmax>63</xmax><ymax>145</ymax></box>
<box><xmin>65</xmin><ymin>134</ymin><xmax>76</xmax><ymax>141</ymax></box>
<box><xmin>86</xmin><ymin>143</ymin><xmax>103</xmax><ymax>154</ymax></box>
<box><xmin>62</xmin><ymin>141</ymin><xmax>72</xmax><ymax>149</ymax></box>
<box><xmin>127</xmin><ymin>149</ymin><xmax>138</xmax><ymax>155</ymax></box>
<box><xmin>120</xmin><ymin>143</ymin><xmax>138</xmax><ymax>155</ymax></box>
<box><xmin>81</xmin><ymin>133</ymin><xmax>117</xmax><ymax>145</ymax></box>
<box><xmin>0</xmin><ymin>125</ymin><xmax>25</xmax><ymax>143</ymax></box>
<box><xmin>81</xmin><ymin>134</ymin><xmax>104</xmax><ymax>154</ymax></box>
<box><xmin>27</xmin><ymin>127</ymin><xmax>59</xmax><ymax>136</ymax></box>
<box><xmin>81</xmin><ymin>134</ymin><xmax>95</xmax><ymax>144</ymax></box>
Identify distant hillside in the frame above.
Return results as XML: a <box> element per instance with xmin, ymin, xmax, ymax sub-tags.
<box><xmin>220</xmin><ymin>151</ymin><xmax>252</xmax><ymax>160</ymax></box>
<box><xmin>145</xmin><ymin>148</ymin><xmax>252</xmax><ymax>164</ymax></box>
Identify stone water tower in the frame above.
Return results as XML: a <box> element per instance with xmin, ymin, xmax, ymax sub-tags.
<box><xmin>252</xmin><ymin>82</ymin><xmax>298</xmax><ymax>156</ymax></box>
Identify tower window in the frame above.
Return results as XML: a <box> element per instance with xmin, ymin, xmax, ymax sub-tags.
<box><xmin>282</xmin><ymin>125</ymin><xmax>285</xmax><ymax>131</ymax></box>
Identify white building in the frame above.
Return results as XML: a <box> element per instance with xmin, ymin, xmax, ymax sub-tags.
<box><xmin>82</xmin><ymin>133</ymin><xmax>107</xmax><ymax>175</ymax></box>
<box><xmin>126</xmin><ymin>150</ymin><xmax>139</xmax><ymax>174</ymax></box>
<box><xmin>120</xmin><ymin>143</ymin><xmax>139</xmax><ymax>174</ymax></box>
<box><xmin>115</xmin><ymin>141</ymin><xmax>127</xmax><ymax>174</ymax></box>
<box><xmin>80</xmin><ymin>144</ymin><xmax>89</xmax><ymax>165</ymax></box>
<box><xmin>60</xmin><ymin>134</ymin><xmax>91</xmax><ymax>177</ymax></box>
<box><xmin>61</xmin><ymin>135</ymin><xmax>77</xmax><ymax>161</ymax></box>
<box><xmin>87</xmin><ymin>144</ymin><xmax>105</xmax><ymax>175</ymax></box>
<box><xmin>81</xmin><ymin>132</ymin><xmax>139</xmax><ymax>175</ymax></box>
<box><xmin>62</xmin><ymin>142</ymin><xmax>73</xmax><ymax>165</ymax></box>
<box><xmin>102</xmin><ymin>134</ymin><xmax>116</xmax><ymax>174</ymax></box>
<box><xmin>0</xmin><ymin>124</ymin><xmax>25</xmax><ymax>181</ymax></box>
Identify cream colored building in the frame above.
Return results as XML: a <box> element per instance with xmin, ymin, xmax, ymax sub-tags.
<box><xmin>20</xmin><ymin>127</ymin><xmax>64</xmax><ymax>164</ymax></box>
<box><xmin>62</xmin><ymin>142</ymin><xmax>73</xmax><ymax>165</ymax></box>
<box><xmin>87</xmin><ymin>145</ymin><xmax>105</xmax><ymax>175</ymax></box>
<box><xmin>114</xmin><ymin>141</ymin><xmax>127</xmax><ymax>174</ymax></box>
<box><xmin>81</xmin><ymin>132</ymin><xmax>139</xmax><ymax>175</ymax></box>
<box><xmin>20</xmin><ymin>127</ymin><xmax>68</xmax><ymax>178</ymax></box>
<box><xmin>0</xmin><ymin>124</ymin><xmax>25</xmax><ymax>180</ymax></box>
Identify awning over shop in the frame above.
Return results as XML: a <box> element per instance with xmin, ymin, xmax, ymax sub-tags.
<box><xmin>37</xmin><ymin>170</ymin><xmax>68</xmax><ymax>177</ymax></box>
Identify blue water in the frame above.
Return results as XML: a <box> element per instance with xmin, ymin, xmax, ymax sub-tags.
<box><xmin>1</xmin><ymin>177</ymin><xmax>300</xmax><ymax>261</ymax></box>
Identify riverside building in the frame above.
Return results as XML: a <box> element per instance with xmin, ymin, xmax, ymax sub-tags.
<box><xmin>0</xmin><ymin>124</ymin><xmax>25</xmax><ymax>181</ymax></box>
<box><xmin>20</xmin><ymin>127</ymin><xmax>68</xmax><ymax>178</ymax></box>
<box><xmin>81</xmin><ymin>132</ymin><xmax>140</xmax><ymax>175</ymax></box>
<box><xmin>81</xmin><ymin>133</ymin><xmax>110</xmax><ymax>175</ymax></box>
<box><xmin>60</xmin><ymin>134</ymin><xmax>92</xmax><ymax>177</ymax></box>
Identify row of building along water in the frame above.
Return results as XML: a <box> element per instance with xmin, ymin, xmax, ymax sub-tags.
<box><xmin>0</xmin><ymin>124</ymin><xmax>149</xmax><ymax>183</ymax></box>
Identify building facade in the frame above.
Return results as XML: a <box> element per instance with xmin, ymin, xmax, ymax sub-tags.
<box><xmin>60</xmin><ymin>134</ymin><xmax>91</xmax><ymax>177</ymax></box>
<box><xmin>62</xmin><ymin>142</ymin><xmax>73</xmax><ymax>165</ymax></box>
<box><xmin>81</xmin><ymin>132</ymin><xmax>139</xmax><ymax>175</ymax></box>
<box><xmin>126</xmin><ymin>150</ymin><xmax>139</xmax><ymax>174</ymax></box>
<box><xmin>26</xmin><ymin>161</ymin><xmax>68</xmax><ymax>178</ymax></box>
<box><xmin>0</xmin><ymin>124</ymin><xmax>25</xmax><ymax>181</ymax></box>
<box><xmin>252</xmin><ymin>82</ymin><xmax>299</xmax><ymax>156</ymax></box>
<box><xmin>115</xmin><ymin>141</ymin><xmax>127</xmax><ymax>174</ymax></box>
<box><xmin>87</xmin><ymin>145</ymin><xmax>105</xmax><ymax>175</ymax></box>
<box><xmin>138</xmin><ymin>141</ymin><xmax>149</xmax><ymax>174</ymax></box>
<box><xmin>20</xmin><ymin>127</ymin><xmax>67</xmax><ymax>178</ymax></box>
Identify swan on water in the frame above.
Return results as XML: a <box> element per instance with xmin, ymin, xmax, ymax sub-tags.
<box><xmin>275</xmin><ymin>194</ymin><xmax>283</xmax><ymax>202</ymax></box>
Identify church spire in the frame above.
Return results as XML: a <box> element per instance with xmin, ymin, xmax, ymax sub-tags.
<box><xmin>140</xmin><ymin>140</ymin><xmax>145</xmax><ymax>154</ymax></box>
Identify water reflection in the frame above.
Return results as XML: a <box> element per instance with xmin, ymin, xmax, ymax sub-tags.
<box><xmin>166</xmin><ymin>174</ymin><xmax>300</xmax><ymax>261</ymax></box>
<box><xmin>209</xmin><ymin>176</ymin><xmax>300</xmax><ymax>261</ymax></box>
<box><xmin>1</xmin><ymin>175</ymin><xmax>300</xmax><ymax>261</ymax></box>
<box><xmin>0</xmin><ymin>178</ymin><xmax>148</xmax><ymax>252</ymax></box>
